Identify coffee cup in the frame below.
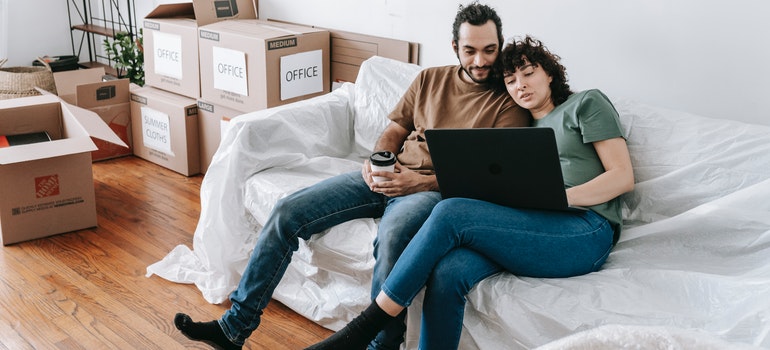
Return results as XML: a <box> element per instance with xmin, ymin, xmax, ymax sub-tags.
<box><xmin>369</xmin><ymin>151</ymin><xmax>396</xmax><ymax>183</ymax></box>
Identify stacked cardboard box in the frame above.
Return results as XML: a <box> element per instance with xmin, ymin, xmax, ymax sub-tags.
<box><xmin>143</xmin><ymin>0</ymin><xmax>259</xmax><ymax>101</ymax></box>
<box><xmin>129</xmin><ymin>86</ymin><xmax>200</xmax><ymax>176</ymax></box>
<box><xmin>195</xmin><ymin>99</ymin><xmax>242</xmax><ymax>172</ymax></box>
<box><xmin>139</xmin><ymin>0</ymin><xmax>260</xmax><ymax>176</ymax></box>
<box><xmin>141</xmin><ymin>0</ymin><xmax>331</xmax><ymax>175</ymax></box>
<box><xmin>197</xmin><ymin>19</ymin><xmax>330</xmax><ymax>112</ymax></box>
<box><xmin>197</xmin><ymin>19</ymin><xmax>330</xmax><ymax>173</ymax></box>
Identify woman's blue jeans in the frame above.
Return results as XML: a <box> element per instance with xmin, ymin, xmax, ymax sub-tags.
<box><xmin>381</xmin><ymin>198</ymin><xmax>615</xmax><ymax>350</ymax></box>
<box><xmin>218</xmin><ymin>171</ymin><xmax>441</xmax><ymax>348</ymax></box>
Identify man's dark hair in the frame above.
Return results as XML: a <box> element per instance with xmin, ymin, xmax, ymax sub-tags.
<box><xmin>501</xmin><ymin>35</ymin><xmax>573</xmax><ymax>106</ymax></box>
<box><xmin>452</xmin><ymin>2</ymin><xmax>504</xmax><ymax>50</ymax></box>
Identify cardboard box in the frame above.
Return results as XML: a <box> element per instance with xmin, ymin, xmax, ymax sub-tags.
<box><xmin>196</xmin><ymin>99</ymin><xmax>242</xmax><ymax>173</ymax></box>
<box><xmin>142</xmin><ymin>0</ymin><xmax>259</xmax><ymax>99</ymax></box>
<box><xmin>143</xmin><ymin>6</ymin><xmax>201</xmax><ymax>99</ymax></box>
<box><xmin>329</xmin><ymin>30</ymin><xmax>420</xmax><ymax>84</ymax></box>
<box><xmin>191</xmin><ymin>0</ymin><xmax>258</xmax><ymax>27</ymax></box>
<box><xmin>265</xmin><ymin>20</ymin><xmax>420</xmax><ymax>87</ymax></box>
<box><xmin>53</xmin><ymin>68</ymin><xmax>132</xmax><ymax>161</ymax></box>
<box><xmin>0</xmin><ymin>94</ymin><xmax>126</xmax><ymax>245</ymax></box>
<box><xmin>198</xmin><ymin>19</ymin><xmax>330</xmax><ymax>112</ymax></box>
<box><xmin>130</xmin><ymin>86</ymin><xmax>200</xmax><ymax>176</ymax></box>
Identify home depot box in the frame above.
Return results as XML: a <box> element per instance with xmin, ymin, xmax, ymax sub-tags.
<box><xmin>198</xmin><ymin>19</ymin><xmax>330</xmax><ymax>112</ymax></box>
<box><xmin>0</xmin><ymin>94</ymin><xmax>126</xmax><ymax>245</ymax></box>
<box><xmin>131</xmin><ymin>86</ymin><xmax>200</xmax><ymax>176</ymax></box>
<box><xmin>53</xmin><ymin>68</ymin><xmax>132</xmax><ymax>161</ymax></box>
<box><xmin>196</xmin><ymin>99</ymin><xmax>241</xmax><ymax>173</ymax></box>
<box><xmin>143</xmin><ymin>0</ymin><xmax>259</xmax><ymax>99</ymax></box>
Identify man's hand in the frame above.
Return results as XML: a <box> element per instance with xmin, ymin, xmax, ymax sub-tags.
<box><xmin>362</xmin><ymin>159</ymin><xmax>376</xmax><ymax>186</ymax></box>
<box><xmin>365</xmin><ymin>163</ymin><xmax>437</xmax><ymax>197</ymax></box>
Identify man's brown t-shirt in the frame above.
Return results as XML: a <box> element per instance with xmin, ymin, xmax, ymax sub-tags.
<box><xmin>388</xmin><ymin>65</ymin><xmax>530</xmax><ymax>173</ymax></box>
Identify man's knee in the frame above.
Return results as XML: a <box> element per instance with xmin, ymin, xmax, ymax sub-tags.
<box><xmin>372</xmin><ymin>228</ymin><xmax>408</xmax><ymax>267</ymax></box>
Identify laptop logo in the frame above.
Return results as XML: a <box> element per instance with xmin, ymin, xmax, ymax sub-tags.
<box><xmin>488</xmin><ymin>163</ymin><xmax>502</xmax><ymax>175</ymax></box>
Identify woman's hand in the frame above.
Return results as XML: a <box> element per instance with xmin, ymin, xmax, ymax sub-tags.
<box><xmin>566</xmin><ymin>137</ymin><xmax>634</xmax><ymax>206</ymax></box>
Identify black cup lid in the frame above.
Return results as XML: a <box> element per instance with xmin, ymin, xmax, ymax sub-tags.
<box><xmin>370</xmin><ymin>151</ymin><xmax>396</xmax><ymax>166</ymax></box>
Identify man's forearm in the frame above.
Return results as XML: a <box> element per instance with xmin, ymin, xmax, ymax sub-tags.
<box><xmin>374</xmin><ymin>122</ymin><xmax>410</xmax><ymax>154</ymax></box>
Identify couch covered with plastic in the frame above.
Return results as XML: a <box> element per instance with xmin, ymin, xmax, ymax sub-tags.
<box><xmin>147</xmin><ymin>56</ymin><xmax>770</xmax><ymax>349</ymax></box>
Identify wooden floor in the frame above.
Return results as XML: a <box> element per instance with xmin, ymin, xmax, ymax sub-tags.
<box><xmin>0</xmin><ymin>156</ymin><xmax>333</xmax><ymax>349</ymax></box>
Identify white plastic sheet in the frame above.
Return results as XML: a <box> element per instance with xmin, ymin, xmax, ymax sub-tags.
<box><xmin>148</xmin><ymin>56</ymin><xmax>770</xmax><ymax>349</ymax></box>
<box><xmin>146</xmin><ymin>83</ymin><xmax>357</xmax><ymax>304</ymax></box>
<box><xmin>146</xmin><ymin>57</ymin><xmax>422</xmax><ymax>330</ymax></box>
<box><xmin>405</xmin><ymin>101</ymin><xmax>770</xmax><ymax>349</ymax></box>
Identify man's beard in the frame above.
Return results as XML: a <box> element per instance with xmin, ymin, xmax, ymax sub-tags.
<box><xmin>460</xmin><ymin>64</ymin><xmax>491</xmax><ymax>84</ymax></box>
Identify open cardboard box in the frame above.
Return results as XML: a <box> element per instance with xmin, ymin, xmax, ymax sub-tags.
<box><xmin>0</xmin><ymin>94</ymin><xmax>126</xmax><ymax>245</ymax></box>
<box><xmin>53</xmin><ymin>68</ymin><xmax>132</xmax><ymax>161</ymax></box>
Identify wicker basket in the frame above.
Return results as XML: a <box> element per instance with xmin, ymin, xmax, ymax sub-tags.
<box><xmin>0</xmin><ymin>58</ymin><xmax>58</xmax><ymax>100</ymax></box>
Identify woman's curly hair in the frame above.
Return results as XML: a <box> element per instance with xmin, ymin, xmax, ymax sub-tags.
<box><xmin>501</xmin><ymin>36</ymin><xmax>573</xmax><ymax>106</ymax></box>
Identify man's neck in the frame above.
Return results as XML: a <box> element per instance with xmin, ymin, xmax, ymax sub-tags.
<box><xmin>458</xmin><ymin>67</ymin><xmax>481</xmax><ymax>85</ymax></box>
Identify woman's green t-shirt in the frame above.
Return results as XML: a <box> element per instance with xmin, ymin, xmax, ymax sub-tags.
<box><xmin>533</xmin><ymin>89</ymin><xmax>625</xmax><ymax>241</ymax></box>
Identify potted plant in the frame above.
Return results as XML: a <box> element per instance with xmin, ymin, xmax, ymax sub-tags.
<box><xmin>103</xmin><ymin>29</ymin><xmax>144</xmax><ymax>86</ymax></box>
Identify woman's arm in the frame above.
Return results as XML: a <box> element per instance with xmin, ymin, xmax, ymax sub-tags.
<box><xmin>566</xmin><ymin>137</ymin><xmax>634</xmax><ymax>206</ymax></box>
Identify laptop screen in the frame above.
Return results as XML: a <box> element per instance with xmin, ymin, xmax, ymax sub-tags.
<box><xmin>425</xmin><ymin>127</ymin><xmax>580</xmax><ymax>211</ymax></box>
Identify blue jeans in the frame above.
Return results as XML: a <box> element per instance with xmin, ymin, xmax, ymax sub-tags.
<box><xmin>218</xmin><ymin>171</ymin><xmax>441</xmax><ymax>348</ymax></box>
<box><xmin>381</xmin><ymin>198</ymin><xmax>615</xmax><ymax>349</ymax></box>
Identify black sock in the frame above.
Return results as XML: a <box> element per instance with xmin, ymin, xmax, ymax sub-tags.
<box><xmin>174</xmin><ymin>313</ymin><xmax>242</xmax><ymax>350</ymax></box>
<box><xmin>305</xmin><ymin>302</ymin><xmax>396</xmax><ymax>350</ymax></box>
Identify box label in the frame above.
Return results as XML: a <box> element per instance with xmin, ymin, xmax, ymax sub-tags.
<box><xmin>144</xmin><ymin>20</ymin><xmax>160</xmax><ymax>31</ymax></box>
<box><xmin>212</xmin><ymin>46</ymin><xmax>248</xmax><ymax>96</ymax></box>
<box><xmin>197</xmin><ymin>100</ymin><xmax>215</xmax><ymax>113</ymax></box>
<box><xmin>35</xmin><ymin>175</ymin><xmax>60</xmax><ymax>198</ymax></box>
<box><xmin>140</xmin><ymin>106</ymin><xmax>175</xmax><ymax>156</ymax></box>
<box><xmin>214</xmin><ymin>0</ymin><xmax>239</xmax><ymax>17</ymax></box>
<box><xmin>280</xmin><ymin>50</ymin><xmax>324</xmax><ymax>101</ymax></box>
<box><xmin>12</xmin><ymin>197</ymin><xmax>85</xmax><ymax>216</ymax></box>
<box><xmin>268</xmin><ymin>38</ymin><xmax>297</xmax><ymax>50</ymax></box>
<box><xmin>186</xmin><ymin>106</ymin><xmax>198</xmax><ymax>116</ymax></box>
<box><xmin>131</xmin><ymin>94</ymin><xmax>148</xmax><ymax>104</ymax></box>
<box><xmin>200</xmin><ymin>30</ymin><xmax>220</xmax><ymax>42</ymax></box>
<box><xmin>96</xmin><ymin>85</ymin><xmax>116</xmax><ymax>101</ymax></box>
<box><xmin>153</xmin><ymin>31</ymin><xmax>184</xmax><ymax>79</ymax></box>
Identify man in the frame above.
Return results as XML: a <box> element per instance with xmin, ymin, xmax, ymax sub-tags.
<box><xmin>174</xmin><ymin>2</ymin><xmax>530</xmax><ymax>349</ymax></box>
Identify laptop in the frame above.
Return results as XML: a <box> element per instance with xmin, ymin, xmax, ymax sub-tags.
<box><xmin>425</xmin><ymin>127</ymin><xmax>586</xmax><ymax>212</ymax></box>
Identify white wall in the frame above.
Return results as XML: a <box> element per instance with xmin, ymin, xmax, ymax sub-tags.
<box><xmin>3</xmin><ymin>1</ymin><xmax>769</xmax><ymax>125</ymax></box>
<box><xmin>0</xmin><ymin>0</ymin><xmax>157</xmax><ymax>67</ymax></box>
<box><xmin>2</xmin><ymin>0</ymin><xmax>71</xmax><ymax>67</ymax></box>
<box><xmin>259</xmin><ymin>0</ymin><xmax>770</xmax><ymax>126</ymax></box>
<box><xmin>0</xmin><ymin>0</ymin><xmax>7</xmax><ymax>60</ymax></box>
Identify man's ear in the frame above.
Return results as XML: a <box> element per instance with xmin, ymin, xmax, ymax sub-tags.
<box><xmin>452</xmin><ymin>40</ymin><xmax>458</xmax><ymax>54</ymax></box>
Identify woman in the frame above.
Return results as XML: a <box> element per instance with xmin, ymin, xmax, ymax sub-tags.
<box><xmin>306</xmin><ymin>35</ymin><xmax>634</xmax><ymax>350</ymax></box>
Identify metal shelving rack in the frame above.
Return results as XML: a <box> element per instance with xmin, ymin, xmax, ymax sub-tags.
<box><xmin>67</xmin><ymin>0</ymin><xmax>138</xmax><ymax>76</ymax></box>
